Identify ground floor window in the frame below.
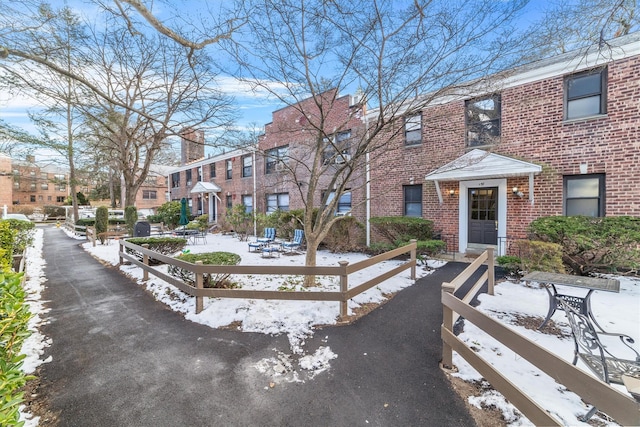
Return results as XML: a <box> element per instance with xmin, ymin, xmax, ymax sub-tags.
<box><xmin>564</xmin><ymin>174</ymin><xmax>605</xmax><ymax>217</ymax></box>
<box><xmin>403</xmin><ymin>185</ymin><xmax>422</xmax><ymax>217</ymax></box>
<box><xmin>226</xmin><ymin>195</ymin><xmax>232</xmax><ymax>210</ymax></box>
<box><xmin>142</xmin><ymin>190</ymin><xmax>157</xmax><ymax>200</ymax></box>
<box><xmin>324</xmin><ymin>190</ymin><xmax>352</xmax><ymax>214</ymax></box>
<box><xmin>242</xmin><ymin>195</ymin><xmax>253</xmax><ymax>213</ymax></box>
<box><xmin>266</xmin><ymin>193</ymin><xmax>289</xmax><ymax>212</ymax></box>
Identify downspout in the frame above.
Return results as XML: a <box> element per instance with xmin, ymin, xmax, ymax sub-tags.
<box><xmin>365</xmin><ymin>112</ymin><xmax>371</xmax><ymax>247</ymax></box>
<box><xmin>253</xmin><ymin>147</ymin><xmax>257</xmax><ymax>237</ymax></box>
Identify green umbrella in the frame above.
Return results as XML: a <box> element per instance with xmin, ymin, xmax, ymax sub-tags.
<box><xmin>179</xmin><ymin>198</ymin><xmax>189</xmax><ymax>226</ymax></box>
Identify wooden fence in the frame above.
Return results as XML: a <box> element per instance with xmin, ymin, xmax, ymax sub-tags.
<box><xmin>118</xmin><ymin>239</ymin><xmax>417</xmax><ymax>319</ymax></box>
<box><xmin>441</xmin><ymin>249</ymin><xmax>639</xmax><ymax>426</ymax></box>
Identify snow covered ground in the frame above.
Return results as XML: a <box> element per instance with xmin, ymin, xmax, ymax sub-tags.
<box><xmin>17</xmin><ymin>226</ymin><xmax>640</xmax><ymax>426</ymax></box>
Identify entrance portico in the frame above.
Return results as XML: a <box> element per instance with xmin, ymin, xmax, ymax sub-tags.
<box><xmin>425</xmin><ymin>149</ymin><xmax>541</xmax><ymax>256</ymax></box>
<box><xmin>189</xmin><ymin>181</ymin><xmax>222</xmax><ymax>223</ymax></box>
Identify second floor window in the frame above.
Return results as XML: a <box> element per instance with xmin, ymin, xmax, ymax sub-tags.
<box><xmin>404</xmin><ymin>114</ymin><xmax>422</xmax><ymax>145</ymax></box>
<box><xmin>565</xmin><ymin>68</ymin><xmax>607</xmax><ymax>120</ymax></box>
<box><xmin>242</xmin><ymin>155</ymin><xmax>252</xmax><ymax>178</ymax></box>
<box><xmin>324</xmin><ymin>190</ymin><xmax>352</xmax><ymax>215</ymax></box>
<box><xmin>171</xmin><ymin>172</ymin><xmax>180</xmax><ymax>188</ymax></box>
<box><xmin>210</xmin><ymin>163</ymin><xmax>216</xmax><ymax>178</ymax></box>
<box><xmin>323</xmin><ymin>131</ymin><xmax>351</xmax><ymax>164</ymax></box>
<box><xmin>466</xmin><ymin>95</ymin><xmax>501</xmax><ymax>147</ymax></box>
<box><xmin>265</xmin><ymin>146</ymin><xmax>288</xmax><ymax>174</ymax></box>
<box><xmin>226</xmin><ymin>160</ymin><xmax>233</xmax><ymax>180</ymax></box>
<box><xmin>186</xmin><ymin>169</ymin><xmax>192</xmax><ymax>185</ymax></box>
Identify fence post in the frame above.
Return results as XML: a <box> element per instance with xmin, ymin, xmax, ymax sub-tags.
<box><xmin>195</xmin><ymin>260</ymin><xmax>204</xmax><ymax>314</ymax></box>
<box><xmin>338</xmin><ymin>260</ymin><xmax>349</xmax><ymax>321</ymax></box>
<box><xmin>487</xmin><ymin>247</ymin><xmax>495</xmax><ymax>296</ymax></box>
<box><xmin>119</xmin><ymin>240</ymin><xmax>124</xmax><ymax>266</ymax></box>
<box><xmin>142</xmin><ymin>244</ymin><xmax>149</xmax><ymax>281</ymax></box>
<box><xmin>410</xmin><ymin>239</ymin><xmax>417</xmax><ymax>280</ymax></box>
<box><xmin>441</xmin><ymin>281</ymin><xmax>455</xmax><ymax>369</ymax></box>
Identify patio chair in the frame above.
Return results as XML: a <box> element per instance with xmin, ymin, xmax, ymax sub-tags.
<box><xmin>558</xmin><ymin>298</ymin><xmax>640</xmax><ymax>420</ymax></box>
<box><xmin>257</xmin><ymin>227</ymin><xmax>276</xmax><ymax>244</ymax></box>
<box><xmin>190</xmin><ymin>229</ymin><xmax>207</xmax><ymax>245</ymax></box>
<box><xmin>282</xmin><ymin>229</ymin><xmax>304</xmax><ymax>253</ymax></box>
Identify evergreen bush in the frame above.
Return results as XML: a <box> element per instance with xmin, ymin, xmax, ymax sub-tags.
<box><xmin>125</xmin><ymin>237</ymin><xmax>187</xmax><ymax>265</ymax></box>
<box><xmin>168</xmin><ymin>252</ymin><xmax>241</xmax><ymax>288</ymax></box>
<box><xmin>125</xmin><ymin>206</ymin><xmax>138</xmax><ymax>236</ymax></box>
<box><xmin>370</xmin><ymin>216</ymin><xmax>434</xmax><ymax>244</ymax></box>
<box><xmin>95</xmin><ymin>206</ymin><xmax>109</xmax><ymax>244</ymax></box>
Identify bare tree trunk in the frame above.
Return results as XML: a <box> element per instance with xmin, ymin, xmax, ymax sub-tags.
<box><xmin>304</xmin><ymin>239</ymin><xmax>318</xmax><ymax>287</ymax></box>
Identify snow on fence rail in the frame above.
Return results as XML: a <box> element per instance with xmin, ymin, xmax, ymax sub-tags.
<box><xmin>440</xmin><ymin>249</ymin><xmax>639</xmax><ymax>426</ymax></box>
<box><xmin>118</xmin><ymin>239</ymin><xmax>417</xmax><ymax>319</ymax></box>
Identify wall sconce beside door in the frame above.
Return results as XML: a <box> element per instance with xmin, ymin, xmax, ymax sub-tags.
<box><xmin>449</xmin><ymin>189</ymin><xmax>455</xmax><ymax>197</ymax></box>
<box><xmin>512</xmin><ymin>186</ymin><xmax>524</xmax><ymax>198</ymax></box>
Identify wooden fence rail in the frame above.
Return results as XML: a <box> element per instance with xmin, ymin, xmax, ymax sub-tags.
<box><xmin>441</xmin><ymin>250</ymin><xmax>639</xmax><ymax>426</ymax></box>
<box><xmin>119</xmin><ymin>239</ymin><xmax>417</xmax><ymax>319</ymax></box>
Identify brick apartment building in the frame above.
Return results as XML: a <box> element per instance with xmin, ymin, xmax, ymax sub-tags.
<box><xmin>369</xmin><ymin>32</ymin><xmax>640</xmax><ymax>255</ymax></box>
<box><xmin>168</xmin><ymin>90</ymin><xmax>365</xmax><ymax>223</ymax></box>
<box><xmin>168</xmin><ymin>33</ymin><xmax>639</xmax><ymax>256</ymax></box>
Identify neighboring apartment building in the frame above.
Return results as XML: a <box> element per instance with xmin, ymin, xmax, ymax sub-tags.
<box><xmin>168</xmin><ymin>91</ymin><xmax>366</xmax><ymax>224</ymax></box>
<box><xmin>368</xmin><ymin>32</ymin><xmax>640</xmax><ymax>255</ymax></box>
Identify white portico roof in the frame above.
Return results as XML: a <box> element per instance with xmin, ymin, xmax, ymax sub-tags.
<box><xmin>424</xmin><ymin>149</ymin><xmax>541</xmax><ymax>182</ymax></box>
<box><xmin>190</xmin><ymin>181</ymin><xmax>222</xmax><ymax>194</ymax></box>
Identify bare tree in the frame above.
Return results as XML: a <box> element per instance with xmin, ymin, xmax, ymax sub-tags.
<box><xmin>226</xmin><ymin>0</ymin><xmax>527</xmax><ymax>285</ymax></box>
<box><xmin>523</xmin><ymin>0</ymin><xmax>639</xmax><ymax>60</ymax></box>
<box><xmin>80</xmin><ymin>22</ymin><xmax>235</xmax><ymax>207</ymax></box>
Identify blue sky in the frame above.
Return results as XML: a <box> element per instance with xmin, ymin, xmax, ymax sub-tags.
<box><xmin>0</xmin><ymin>0</ymin><xmax>548</xmax><ymax>161</ymax></box>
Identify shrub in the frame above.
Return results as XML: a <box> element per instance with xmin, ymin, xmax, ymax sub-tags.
<box><xmin>225</xmin><ymin>204</ymin><xmax>254</xmax><ymax>241</ymax></box>
<box><xmin>76</xmin><ymin>218</ymin><xmax>95</xmax><ymax>227</ymax></box>
<box><xmin>496</xmin><ymin>255</ymin><xmax>523</xmax><ymax>276</ymax></box>
<box><xmin>0</xmin><ymin>222</ymin><xmax>16</xmax><ymax>272</ymax></box>
<box><xmin>322</xmin><ymin>216</ymin><xmax>365</xmax><ymax>252</ymax></box>
<box><xmin>416</xmin><ymin>239</ymin><xmax>446</xmax><ymax>257</ymax></box>
<box><xmin>168</xmin><ymin>252</ymin><xmax>241</xmax><ymax>288</ymax></box>
<box><xmin>528</xmin><ymin>216</ymin><xmax>640</xmax><ymax>275</ymax></box>
<box><xmin>151</xmin><ymin>201</ymin><xmax>185</xmax><ymax>229</ymax></box>
<box><xmin>43</xmin><ymin>205</ymin><xmax>66</xmax><ymax>219</ymax></box>
<box><xmin>513</xmin><ymin>239</ymin><xmax>565</xmax><ymax>274</ymax></box>
<box><xmin>125</xmin><ymin>206</ymin><xmax>138</xmax><ymax>236</ymax></box>
<box><xmin>365</xmin><ymin>242</ymin><xmax>397</xmax><ymax>255</ymax></box>
<box><xmin>95</xmin><ymin>206</ymin><xmax>109</xmax><ymax>244</ymax></box>
<box><xmin>2</xmin><ymin>218</ymin><xmax>35</xmax><ymax>254</ymax></box>
<box><xmin>0</xmin><ymin>271</ymin><xmax>34</xmax><ymax>426</ymax></box>
<box><xmin>370</xmin><ymin>216</ymin><xmax>434</xmax><ymax>244</ymax></box>
<box><xmin>125</xmin><ymin>237</ymin><xmax>187</xmax><ymax>265</ymax></box>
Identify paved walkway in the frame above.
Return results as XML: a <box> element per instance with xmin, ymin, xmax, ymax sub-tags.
<box><xmin>37</xmin><ymin>225</ymin><xmax>478</xmax><ymax>426</ymax></box>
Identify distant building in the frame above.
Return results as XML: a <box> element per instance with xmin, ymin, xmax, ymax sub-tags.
<box><xmin>180</xmin><ymin>128</ymin><xmax>205</xmax><ymax>165</ymax></box>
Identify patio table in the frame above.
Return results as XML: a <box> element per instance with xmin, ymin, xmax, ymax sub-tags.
<box><xmin>521</xmin><ymin>271</ymin><xmax>620</xmax><ymax>332</ymax></box>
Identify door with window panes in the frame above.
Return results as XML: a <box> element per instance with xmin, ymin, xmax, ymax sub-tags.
<box><xmin>468</xmin><ymin>187</ymin><xmax>498</xmax><ymax>245</ymax></box>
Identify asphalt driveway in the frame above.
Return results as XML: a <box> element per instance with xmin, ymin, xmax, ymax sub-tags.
<box><xmin>36</xmin><ymin>226</ymin><xmax>478</xmax><ymax>426</ymax></box>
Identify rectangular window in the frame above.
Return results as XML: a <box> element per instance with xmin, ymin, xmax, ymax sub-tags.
<box><xmin>325</xmin><ymin>191</ymin><xmax>352</xmax><ymax>215</ymax></box>
<box><xmin>210</xmin><ymin>163</ymin><xmax>216</xmax><ymax>178</ymax></box>
<box><xmin>242</xmin><ymin>155</ymin><xmax>252</xmax><ymax>178</ymax></box>
<box><xmin>404</xmin><ymin>114</ymin><xmax>422</xmax><ymax>145</ymax></box>
<box><xmin>226</xmin><ymin>160</ymin><xmax>233</xmax><ymax>180</ymax></box>
<box><xmin>41</xmin><ymin>183</ymin><xmax>48</xmax><ymax>190</ymax></box>
<box><xmin>565</xmin><ymin>68</ymin><xmax>607</xmax><ymax>120</ymax></box>
<box><xmin>38</xmin><ymin>195</ymin><xmax>43</xmax><ymax>201</ymax></box>
<box><xmin>56</xmin><ymin>196</ymin><xmax>65</xmax><ymax>203</ymax></box>
<box><xmin>48</xmin><ymin>196</ymin><xmax>52</xmax><ymax>201</ymax></box>
<box><xmin>266</xmin><ymin>193</ymin><xmax>289</xmax><ymax>212</ymax></box>
<box><xmin>564</xmin><ymin>174</ymin><xmax>605</xmax><ymax>217</ymax></box>
<box><xmin>226</xmin><ymin>195</ymin><xmax>232</xmax><ymax>210</ymax></box>
<box><xmin>197</xmin><ymin>167</ymin><xmax>202</xmax><ymax>182</ymax></box>
<box><xmin>142</xmin><ymin>190</ymin><xmax>157</xmax><ymax>200</ymax></box>
<box><xmin>30</xmin><ymin>182</ymin><xmax>36</xmax><ymax>191</ymax></box>
<box><xmin>242</xmin><ymin>195</ymin><xmax>253</xmax><ymax>213</ymax></box>
<box><xmin>30</xmin><ymin>195</ymin><xmax>36</xmax><ymax>202</ymax></box>
<box><xmin>186</xmin><ymin>169</ymin><xmax>192</xmax><ymax>185</ymax></box>
<box><xmin>323</xmin><ymin>131</ymin><xmax>351</xmax><ymax>164</ymax></box>
<box><xmin>404</xmin><ymin>185</ymin><xmax>422</xmax><ymax>217</ymax></box>
<box><xmin>265</xmin><ymin>146</ymin><xmax>288</xmax><ymax>174</ymax></box>
<box><xmin>14</xmin><ymin>181</ymin><xmax>19</xmax><ymax>189</ymax></box>
<box><xmin>171</xmin><ymin>172</ymin><xmax>180</xmax><ymax>188</ymax></box>
<box><xmin>466</xmin><ymin>95</ymin><xmax>501</xmax><ymax>147</ymax></box>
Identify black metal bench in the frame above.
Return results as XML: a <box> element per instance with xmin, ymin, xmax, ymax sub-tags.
<box><xmin>558</xmin><ymin>298</ymin><xmax>640</xmax><ymax>420</ymax></box>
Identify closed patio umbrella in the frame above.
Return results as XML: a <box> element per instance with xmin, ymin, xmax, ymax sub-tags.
<box><xmin>179</xmin><ymin>198</ymin><xmax>189</xmax><ymax>226</ymax></box>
